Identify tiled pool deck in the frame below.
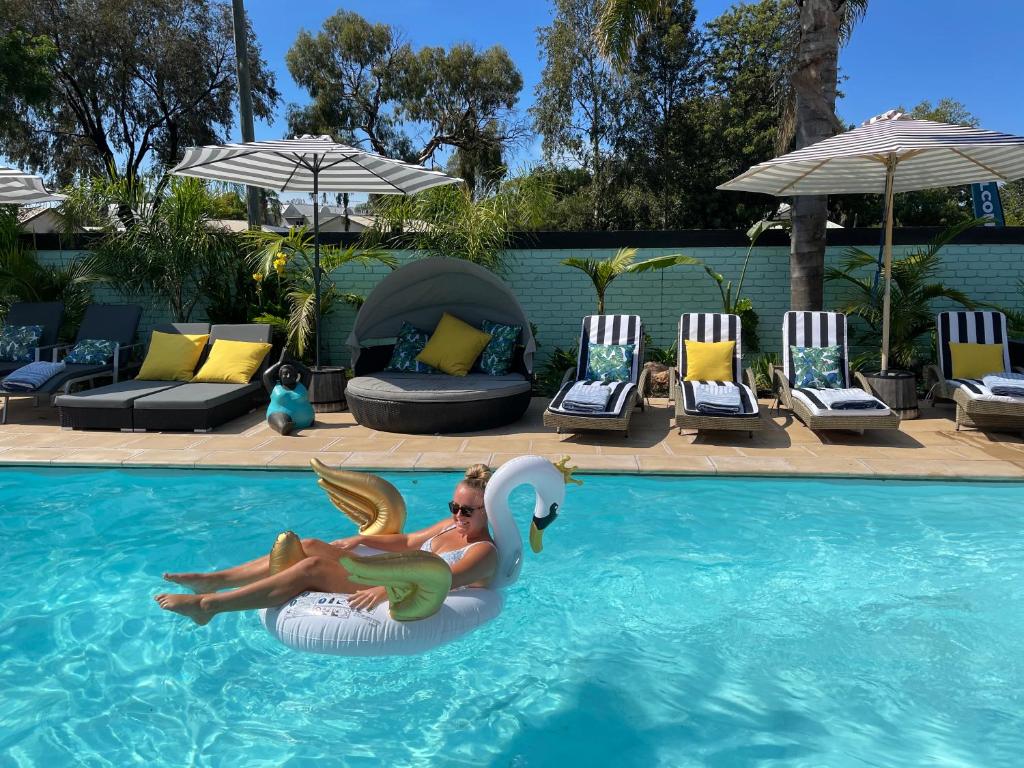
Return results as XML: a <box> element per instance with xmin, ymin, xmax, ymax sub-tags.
<box><xmin>0</xmin><ymin>397</ymin><xmax>1023</xmax><ymax>479</ymax></box>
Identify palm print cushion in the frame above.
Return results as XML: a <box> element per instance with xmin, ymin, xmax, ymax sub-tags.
<box><xmin>0</xmin><ymin>324</ymin><xmax>43</xmax><ymax>362</ymax></box>
<box><xmin>585</xmin><ymin>343</ymin><xmax>635</xmax><ymax>383</ymax></box>
<box><xmin>475</xmin><ymin>320</ymin><xmax>520</xmax><ymax>375</ymax></box>
<box><xmin>790</xmin><ymin>344</ymin><xmax>844</xmax><ymax>389</ymax></box>
<box><xmin>65</xmin><ymin>338</ymin><xmax>119</xmax><ymax>365</ymax></box>
<box><xmin>385</xmin><ymin>322</ymin><xmax>437</xmax><ymax>373</ymax></box>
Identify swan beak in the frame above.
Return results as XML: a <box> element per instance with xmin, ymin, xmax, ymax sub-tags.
<box><xmin>529</xmin><ymin>504</ymin><xmax>559</xmax><ymax>554</ymax></box>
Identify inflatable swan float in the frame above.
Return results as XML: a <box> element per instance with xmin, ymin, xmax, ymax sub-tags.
<box><xmin>259</xmin><ymin>455</ymin><xmax>580</xmax><ymax>656</ymax></box>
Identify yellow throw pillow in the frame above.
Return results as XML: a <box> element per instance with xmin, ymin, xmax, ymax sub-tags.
<box><xmin>136</xmin><ymin>331</ymin><xmax>209</xmax><ymax>381</ymax></box>
<box><xmin>948</xmin><ymin>342</ymin><xmax>1005</xmax><ymax>379</ymax></box>
<box><xmin>416</xmin><ymin>313</ymin><xmax>492</xmax><ymax>377</ymax></box>
<box><xmin>191</xmin><ymin>339</ymin><xmax>272</xmax><ymax>384</ymax></box>
<box><xmin>684</xmin><ymin>339</ymin><xmax>736</xmax><ymax>382</ymax></box>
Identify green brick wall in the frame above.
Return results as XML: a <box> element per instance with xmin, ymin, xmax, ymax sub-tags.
<box><xmin>36</xmin><ymin>242</ymin><xmax>1023</xmax><ymax>367</ymax></box>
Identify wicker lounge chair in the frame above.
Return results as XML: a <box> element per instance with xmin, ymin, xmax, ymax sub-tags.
<box><xmin>0</xmin><ymin>304</ymin><xmax>142</xmax><ymax>424</ymax></box>
<box><xmin>544</xmin><ymin>314</ymin><xmax>647</xmax><ymax>436</ymax></box>
<box><xmin>771</xmin><ymin>310</ymin><xmax>900</xmax><ymax>432</ymax></box>
<box><xmin>669</xmin><ymin>312</ymin><xmax>762</xmax><ymax>436</ymax></box>
<box><xmin>0</xmin><ymin>302</ymin><xmax>64</xmax><ymax>376</ymax></box>
<box><xmin>55</xmin><ymin>322</ymin><xmax>210</xmax><ymax>430</ymax></box>
<box><xmin>345</xmin><ymin>258</ymin><xmax>535</xmax><ymax>434</ymax></box>
<box><xmin>924</xmin><ymin>310</ymin><xmax>1024</xmax><ymax>432</ymax></box>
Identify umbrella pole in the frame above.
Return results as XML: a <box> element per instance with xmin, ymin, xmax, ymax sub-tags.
<box><xmin>312</xmin><ymin>167</ymin><xmax>321</xmax><ymax>370</ymax></box>
<box><xmin>880</xmin><ymin>158</ymin><xmax>896</xmax><ymax>372</ymax></box>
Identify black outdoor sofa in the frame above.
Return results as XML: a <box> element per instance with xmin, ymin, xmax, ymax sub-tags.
<box><xmin>56</xmin><ymin>323</ymin><xmax>272</xmax><ymax>432</ymax></box>
<box><xmin>344</xmin><ymin>258</ymin><xmax>536</xmax><ymax>435</ymax></box>
<box><xmin>0</xmin><ymin>303</ymin><xmax>142</xmax><ymax>424</ymax></box>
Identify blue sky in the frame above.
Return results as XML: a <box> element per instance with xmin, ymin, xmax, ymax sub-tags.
<box><xmin>243</xmin><ymin>0</ymin><xmax>1024</xmax><ymax>170</ymax></box>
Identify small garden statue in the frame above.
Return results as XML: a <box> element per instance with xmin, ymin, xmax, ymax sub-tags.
<box><xmin>263</xmin><ymin>350</ymin><xmax>315</xmax><ymax>436</ymax></box>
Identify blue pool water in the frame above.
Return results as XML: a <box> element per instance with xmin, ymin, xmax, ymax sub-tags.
<box><xmin>1</xmin><ymin>468</ymin><xmax>1022</xmax><ymax>767</ymax></box>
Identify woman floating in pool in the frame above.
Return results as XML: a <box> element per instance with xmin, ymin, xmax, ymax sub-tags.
<box><xmin>156</xmin><ymin>464</ymin><xmax>500</xmax><ymax>626</ymax></box>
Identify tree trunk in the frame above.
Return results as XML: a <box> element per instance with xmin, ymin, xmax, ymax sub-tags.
<box><xmin>789</xmin><ymin>0</ymin><xmax>842</xmax><ymax>310</ymax></box>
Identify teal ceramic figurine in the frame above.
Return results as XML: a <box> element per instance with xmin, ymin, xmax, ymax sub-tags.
<box><xmin>263</xmin><ymin>351</ymin><xmax>314</xmax><ymax>435</ymax></box>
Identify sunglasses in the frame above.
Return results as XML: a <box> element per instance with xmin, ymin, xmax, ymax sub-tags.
<box><xmin>448</xmin><ymin>501</ymin><xmax>484</xmax><ymax>518</ymax></box>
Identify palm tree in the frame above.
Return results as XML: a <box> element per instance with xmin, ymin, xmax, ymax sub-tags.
<box><xmin>789</xmin><ymin>0</ymin><xmax>868</xmax><ymax>310</ymax></box>
<box><xmin>825</xmin><ymin>219</ymin><xmax>977</xmax><ymax>371</ymax></box>
<box><xmin>594</xmin><ymin>0</ymin><xmax>669</xmax><ymax>67</ymax></box>
<box><xmin>562</xmin><ymin>247</ymin><xmax>700</xmax><ymax>313</ymax></box>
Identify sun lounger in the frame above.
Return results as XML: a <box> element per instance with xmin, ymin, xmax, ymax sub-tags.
<box><xmin>55</xmin><ymin>323</ymin><xmax>211</xmax><ymax>430</ymax></box>
<box><xmin>544</xmin><ymin>314</ymin><xmax>647</xmax><ymax>436</ymax></box>
<box><xmin>924</xmin><ymin>310</ymin><xmax>1024</xmax><ymax>432</ymax></box>
<box><xmin>0</xmin><ymin>304</ymin><xmax>141</xmax><ymax>424</ymax></box>
<box><xmin>670</xmin><ymin>312</ymin><xmax>762</xmax><ymax>436</ymax></box>
<box><xmin>771</xmin><ymin>311</ymin><xmax>900</xmax><ymax>432</ymax></box>
<box><xmin>0</xmin><ymin>301</ymin><xmax>64</xmax><ymax>376</ymax></box>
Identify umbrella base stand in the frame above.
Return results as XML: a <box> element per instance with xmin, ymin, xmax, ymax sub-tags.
<box><xmin>861</xmin><ymin>370</ymin><xmax>918</xmax><ymax>420</ymax></box>
<box><xmin>308</xmin><ymin>366</ymin><xmax>348</xmax><ymax>413</ymax></box>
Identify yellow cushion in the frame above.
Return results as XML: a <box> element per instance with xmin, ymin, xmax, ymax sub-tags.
<box><xmin>191</xmin><ymin>339</ymin><xmax>272</xmax><ymax>384</ymax></box>
<box><xmin>684</xmin><ymin>339</ymin><xmax>736</xmax><ymax>382</ymax></box>
<box><xmin>949</xmin><ymin>342</ymin><xmax>1005</xmax><ymax>379</ymax></box>
<box><xmin>136</xmin><ymin>331</ymin><xmax>209</xmax><ymax>381</ymax></box>
<box><xmin>416</xmin><ymin>313</ymin><xmax>492</xmax><ymax>377</ymax></box>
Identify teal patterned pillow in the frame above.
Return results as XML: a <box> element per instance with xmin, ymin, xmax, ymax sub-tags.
<box><xmin>385</xmin><ymin>322</ymin><xmax>436</xmax><ymax>373</ymax></box>
<box><xmin>0</xmin><ymin>324</ymin><xmax>43</xmax><ymax>362</ymax></box>
<box><xmin>65</xmin><ymin>338</ymin><xmax>118</xmax><ymax>365</ymax></box>
<box><xmin>476</xmin><ymin>320</ymin><xmax>520</xmax><ymax>375</ymax></box>
<box><xmin>790</xmin><ymin>344</ymin><xmax>844</xmax><ymax>389</ymax></box>
<box><xmin>586</xmin><ymin>343</ymin><xmax>635</xmax><ymax>383</ymax></box>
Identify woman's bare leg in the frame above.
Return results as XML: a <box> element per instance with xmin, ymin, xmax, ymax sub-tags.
<box><xmin>163</xmin><ymin>538</ymin><xmax>347</xmax><ymax>593</ymax></box>
<box><xmin>155</xmin><ymin>556</ymin><xmax>365</xmax><ymax>626</ymax></box>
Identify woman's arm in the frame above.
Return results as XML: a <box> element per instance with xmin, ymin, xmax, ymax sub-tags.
<box><xmin>448</xmin><ymin>543</ymin><xmax>498</xmax><ymax>590</ymax></box>
<box><xmin>332</xmin><ymin>520</ymin><xmax>449</xmax><ymax>553</ymax></box>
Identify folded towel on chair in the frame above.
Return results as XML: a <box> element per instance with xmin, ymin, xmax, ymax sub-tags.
<box><xmin>802</xmin><ymin>387</ymin><xmax>883</xmax><ymax>410</ymax></box>
<box><xmin>982</xmin><ymin>372</ymin><xmax>1024</xmax><ymax>398</ymax></box>
<box><xmin>2</xmin><ymin>361</ymin><xmax>66</xmax><ymax>392</ymax></box>
<box><xmin>693</xmin><ymin>382</ymin><xmax>743</xmax><ymax>415</ymax></box>
<box><xmin>561</xmin><ymin>381</ymin><xmax>614</xmax><ymax>412</ymax></box>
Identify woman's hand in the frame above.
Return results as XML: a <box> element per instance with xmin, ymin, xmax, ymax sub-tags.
<box><xmin>347</xmin><ymin>586</ymin><xmax>388</xmax><ymax>611</ymax></box>
<box><xmin>330</xmin><ymin>537</ymin><xmax>358</xmax><ymax>553</ymax></box>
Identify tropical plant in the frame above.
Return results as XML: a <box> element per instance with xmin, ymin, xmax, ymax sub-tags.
<box><xmin>0</xmin><ymin>206</ymin><xmax>100</xmax><ymax>337</ymax></box>
<box><xmin>247</xmin><ymin>226</ymin><xmax>395</xmax><ymax>359</ymax></box>
<box><xmin>825</xmin><ymin>218</ymin><xmax>979</xmax><ymax>372</ymax></box>
<box><xmin>749</xmin><ymin>352</ymin><xmax>781</xmax><ymax>396</ymax></box>
<box><xmin>563</xmin><ymin>247</ymin><xmax>700</xmax><ymax>314</ymax></box>
<box><xmin>999</xmin><ymin>280</ymin><xmax>1024</xmax><ymax>337</ymax></box>
<box><xmin>535</xmin><ymin>346</ymin><xmax>578</xmax><ymax>397</ymax></box>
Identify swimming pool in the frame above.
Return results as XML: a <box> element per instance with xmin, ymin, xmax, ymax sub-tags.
<box><xmin>1</xmin><ymin>467</ymin><xmax>1021</xmax><ymax>767</ymax></box>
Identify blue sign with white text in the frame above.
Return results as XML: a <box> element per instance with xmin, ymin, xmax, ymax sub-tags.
<box><xmin>971</xmin><ymin>182</ymin><xmax>1005</xmax><ymax>226</ymax></box>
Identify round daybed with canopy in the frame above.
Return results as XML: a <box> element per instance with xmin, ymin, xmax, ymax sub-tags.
<box><xmin>345</xmin><ymin>258</ymin><xmax>536</xmax><ymax>434</ymax></box>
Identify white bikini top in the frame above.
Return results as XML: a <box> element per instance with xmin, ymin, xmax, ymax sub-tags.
<box><xmin>420</xmin><ymin>525</ymin><xmax>493</xmax><ymax>566</ymax></box>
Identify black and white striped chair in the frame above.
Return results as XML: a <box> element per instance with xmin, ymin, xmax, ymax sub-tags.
<box><xmin>544</xmin><ymin>315</ymin><xmax>646</xmax><ymax>435</ymax></box>
<box><xmin>925</xmin><ymin>310</ymin><xmax>1024</xmax><ymax>431</ymax></box>
<box><xmin>773</xmin><ymin>311</ymin><xmax>900</xmax><ymax>431</ymax></box>
<box><xmin>670</xmin><ymin>313</ymin><xmax>761</xmax><ymax>436</ymax></box>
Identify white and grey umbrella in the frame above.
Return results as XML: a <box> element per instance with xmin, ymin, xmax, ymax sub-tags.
<box><xmin>171</xmin><ymin>134</ymin><xmax>460</xmax><ymax>366</ymax></box>
<box><xmin>719</xmin><ymin>111</ymin><xmax>1024</xmax><ymax>370</ymax></box>
<box><xmin>0</xmin><ymin>167</ymin><xmax>65</xmax><ymax>204</ymax></box>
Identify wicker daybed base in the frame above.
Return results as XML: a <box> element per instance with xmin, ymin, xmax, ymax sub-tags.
<box><xmin>348</xmin><ymin>389</ymin><xmax>532</xmax><ymax>434</ymax></box>
<box><xmin>542</xmin><ymin>367</ymin><xmax>648</xmax><ymax>436</ymax></box>
<box><xmin>771</xmin><ymin>365</ymin><xmax>901</xmax><ymax>432</ymax></box>
<box><xmin>669</xmin><ymin>367</ymin><xmax>763</xmax><ymax>436</ymax></box>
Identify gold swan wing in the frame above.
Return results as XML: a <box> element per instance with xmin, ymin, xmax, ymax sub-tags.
<box><xmin>340</xmin><ymin>551</ymin><xmax>452</xmax><ymax>621</ymax></box>
<box><xmin>310</xmin><ymin>458</ymin><xmax>407</xmax><ymax>535</ymax></box>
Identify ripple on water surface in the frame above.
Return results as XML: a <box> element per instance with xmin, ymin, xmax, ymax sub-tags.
<box><xmin>0</xmin><ymin>468</ymin><xmax>1022</xmax><ymax>767</ymax></box>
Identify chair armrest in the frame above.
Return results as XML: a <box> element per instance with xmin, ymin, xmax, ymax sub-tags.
<box><xmin>743</xmin><ymin>367</ymin><xmax>757</xmax><ymax>395</ymax></box>
<box><xmin>33</xmin><ymin>343</ymin><xmax>65</xmax><ymax>363</ymax></box>
<box><xmin>769</xmin><ymin>363</ymin><xmax>793</xmax><ymax>410</ymax></box>
<box><xmin>52</xmin><ymin>343</ymin><xmax>73</xmax><ymax>361</ymax></box>
<box><xmin>1014</xmin><ymin>366</ymin><xmax>1024</xmax><ymax>375</ymax></box>
<box><xmin>922</xmin><ymin>364</ymin><xmax>943</xmax><ymax>387</ymax></box>
<box><xmin>113</xmin><ymin>342</ymin><xmax>145</xmax><ymax>383</ymax></box>
<box><xmin>637</xmin><ymin>365</ymin><xmax>650</xmax><ymax>402</ymax></box>
<box><xmin>559</xmin><ymin>366</ymin><xmax>574</xmax><ymax>388</ymax></box>
<box><xmin>668</xmin><ymin>366</ymin><xmax>678</xmax><ymax>402</ymax></box>
<box><xmin>853</xmin><ymin>371</ymin><xmax>874</xmax><ymax>393</ymax></box>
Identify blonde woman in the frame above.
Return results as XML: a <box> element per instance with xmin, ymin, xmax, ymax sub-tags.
<box><xmin>156</xmin><ymin>465</ymin><xmax>499</xmax><ymax>625</ymax></box>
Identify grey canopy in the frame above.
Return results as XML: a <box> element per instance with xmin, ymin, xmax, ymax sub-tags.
<box><xmin>0</xmin><ymin>167</ymin><xmax>65</xmax><ymax>204</ymax></box>
<box><xmin>348</xmin><ymin>258</ymin><xmax>536</xmax><ymax>373</ymax></box>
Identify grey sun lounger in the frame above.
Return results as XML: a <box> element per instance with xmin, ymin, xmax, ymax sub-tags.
<box><xmin>0</xmin><ymin>301</ymin><xmax>64</xmax><ymax>377</ymax></box>
<box><xmin>55</xmin><ymin>323</ymin><xmax>211</xmax><ymax>430</ymax></box>
<box><xmin>130</xmin><ymin>324</ymin><xmax>272</xmax><ymax>432</ymax></box>
<box><xmin>0</xmin><ymin>304</ymin><xmax>142</xmax><ymax>424</ymax></box>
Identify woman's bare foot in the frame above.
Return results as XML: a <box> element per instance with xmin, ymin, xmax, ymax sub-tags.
<box><xmin>154</xmin><ymin>593</ymin><xmax>213</xmax><ymax>626</ymax></box>
<box><xmin>162</xmin><ymin>572</ymin><xmax>220</xmax><ymax>594</ymax></box>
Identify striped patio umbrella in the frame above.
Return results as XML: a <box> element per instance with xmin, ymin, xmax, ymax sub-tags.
<box><xmin>0</xmin><ymin>167</ymin><xmax>65</xmax><ymax>204</ymax></box>
<box><xmin>718</xmin><ymin>111</ymin><xmax>1024</xmax><ymax>371</ymax></box>
<box><xmin>171</xmin><ymin>134</ymin><xmax>460</xmax><ymax>367</ymax></box>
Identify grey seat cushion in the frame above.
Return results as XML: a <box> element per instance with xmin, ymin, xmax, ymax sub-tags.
<box><xmin>132</xmin><ymin>381</ymin><xmax>260</xmax><ymax>411</ymax></box>
<box><xmin>347</xmin><ymin>372</ymin><xmax>531</xmax><ymax>403</ymax></box>
<box><xmin>55</xmin><ymin>380</ymin><xmax>184</xmax><ymax>410</ymax></box>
